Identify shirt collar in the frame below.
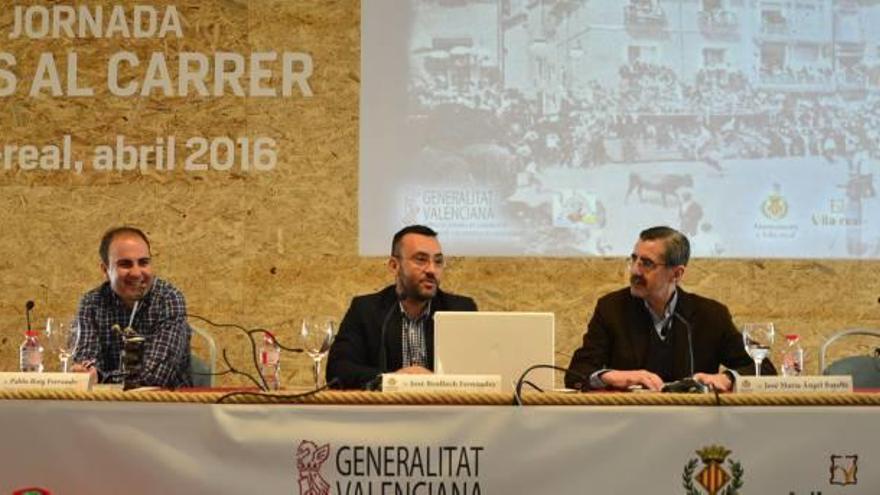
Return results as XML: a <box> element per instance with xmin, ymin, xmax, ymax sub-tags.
<box><xmin>643</xmin><ymin>288</ymin><xmax>678</xmax><ymax>326</ymax></box>
<box><xmin>399</xmin><ymin>299</ymin><xmax>432</xmax><ymax>322</ymax></box>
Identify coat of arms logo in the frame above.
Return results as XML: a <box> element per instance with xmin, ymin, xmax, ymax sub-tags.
<box><xmin>682</xmin><ymin>445</ymin><xmax>744</xmax><ymax>495</ymax></box>
<box><xmin>296</xmin><ymin>440</ymin><xmax>331</xmax><ymax>495</ymax></box>
<box><xmin>401</xmin><ymin>194</ymin><xmax>421</xmax><ymax>225</ymax></box>
<box><xmin>761</xmin><ymin>183</ymin><xmax>788</xmax><ymax>220</ymax></box>
<box><xmin>829</xmin><ymin>454</ymin><xmax>858</xmax><ymax>486</ymax></box>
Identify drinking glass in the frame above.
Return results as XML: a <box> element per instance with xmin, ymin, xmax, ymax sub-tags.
<box><xmin>45</xmin><ymin>317</ymin><xmax>80</xmax><ymax>373</ymax></box>
<box><xmin>300</xmin><ymin>316</ymin><xmax>336</xmax><ymax>388</ymax></box>
<box><xmin>742</xmin><ymin>322</ymin><xmax>775</xmax><ymax>376</ymax></box>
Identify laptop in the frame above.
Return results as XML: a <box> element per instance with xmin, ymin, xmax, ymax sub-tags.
<box><xmin>433</xmin><ymin>311</ymin><xmax>555</xmax><ymax>393</ymax></box>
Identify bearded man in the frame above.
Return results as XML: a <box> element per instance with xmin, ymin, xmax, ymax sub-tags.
<box><xmin>327</xmin><ymin>225</ymin><xmax>477</xmax><ymax>389</ymax></box>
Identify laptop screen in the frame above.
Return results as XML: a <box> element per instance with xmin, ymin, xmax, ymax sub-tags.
<box><xmin>433</xmin><ymin>311</ymin><xmax>555</xmax><ymax>393</ymax></box>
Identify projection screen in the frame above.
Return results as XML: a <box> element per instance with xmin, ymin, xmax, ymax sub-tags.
<box><xmin>360</xmin><ymin>0</ymin><xmax>880</xmax><ymax>258</ymax></box>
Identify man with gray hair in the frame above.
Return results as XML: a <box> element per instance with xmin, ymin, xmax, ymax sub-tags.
<box><xmin>565</xmin><ymin>226</ymin><xmax>774</xmax><ymax>392</ymax></box>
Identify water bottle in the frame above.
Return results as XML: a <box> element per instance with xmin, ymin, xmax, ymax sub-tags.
<box><xmin>19</xmin><ymin>329</ymin><xmax>44</xmax><ymax>373</ymax></box>
<box><xmin>259</xmin><ymin>332</ymin><xmax>281</xmax><ymax>390</ymax></box>
<box><xmin>781</xmin><ymin>334</ymin><xmax>804</xmax><ymax>377</ymax></box>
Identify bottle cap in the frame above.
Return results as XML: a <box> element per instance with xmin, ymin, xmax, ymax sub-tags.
<box><xmin>24</xmin><ymin>329</ymin><xmax>37</xmax><ymax>337</ymax></box>
<box><xmin>784</xmin><ymin>334</ymin><xmax>799</xmax><ymax>341</ymax></box>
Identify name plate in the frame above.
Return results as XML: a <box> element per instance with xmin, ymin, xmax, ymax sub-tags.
<box><xmin>381</xmin><ymin>374</ymin><xmax>501</xmax><ymax>393</ymax></box>
<box><xmin>735</xmin><ymin>375</ymin><xmax>853</xmax><ymax>394</ymax></box>
<box><xmin>0</xmin><ymin>372</ymin><xmax>92</xmax><ymax>391</ymax></box>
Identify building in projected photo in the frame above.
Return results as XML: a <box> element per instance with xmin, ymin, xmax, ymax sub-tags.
<box><xmin>408</xmin><ymin>0</ymin><xmax>501</xmax><ymax>111</ymax></box>
<box><xmin>409</xmin><ymin>0</ymin><xmax>880</xmax><ymax>121</ymax></box>
<box><xmin>490</xmin><ymin>0</ymin><xmax>880</xmax><ymax>114</ymax></box>
<box><xmin>408</xmin><ymin>0</ymin><xmax>880</xmax><ymax>165</ymax></box>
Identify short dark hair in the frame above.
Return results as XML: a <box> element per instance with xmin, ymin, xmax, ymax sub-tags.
<box><xmin>99</xmin><ymin>226</ymin><xmax>151</xmax><ymax>265</ymax></box>
<box><xmin>639</xmin><ymin>226</ymin><xmax>690</xmax><ymax>267</ymax></box>
<box><xmin>391</xmin><ymin>225</ymin><xmax>438</xmax><ymax>256</ymax></box>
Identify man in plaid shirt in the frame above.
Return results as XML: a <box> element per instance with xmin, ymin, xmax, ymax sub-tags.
<box><xmin>72</xmin><ymin>226</ymin><xmax>192</xmax><ymax>388</ymax></box>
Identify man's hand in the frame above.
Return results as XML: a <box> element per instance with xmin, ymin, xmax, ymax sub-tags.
<box><xmin>71</xmin><ymin>361</ymin><xmax>98</xmax><ymax>384</ymax></box>
<box><xmin>600</xmin><ymin>369</ymin><xmax>664</xmax><ymax>391</ymax></box>
<box><xmin>693</xmin><ymin>372</ymin><xmax>732</xmax><ymax>392</ymax></box>
<box><xmin>395</xmin><ymin>366</ymin><xmax>432</xmax><ymax>375</ymax></box>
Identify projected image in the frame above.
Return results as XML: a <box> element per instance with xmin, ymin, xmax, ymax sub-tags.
<box><xmin>361</xmin><ymin>0</ymin><xmax>880</xmax><ymax>258</ymax></box>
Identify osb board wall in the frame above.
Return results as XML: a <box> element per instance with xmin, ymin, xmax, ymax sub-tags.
<box><xmin>0</xmin><ymin>1</ymin><xmax>877</xmax><ymax>387</ymax></box>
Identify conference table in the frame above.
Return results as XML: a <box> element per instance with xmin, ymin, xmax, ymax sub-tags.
<box><xmin>1</xmin><ymin>388</ymin><xmax>877</xmax><ymax>494</ymax></box>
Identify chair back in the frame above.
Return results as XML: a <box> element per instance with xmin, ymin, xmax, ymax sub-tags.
<box><xmin>190</xmin><ymin>326</ymin><xmax>218</xmax><ymax>388</ymax></box>
<box><xmin>820</xmin><ymin>329</ymin><xmax>880</xmax><ymax>388</ymax></box>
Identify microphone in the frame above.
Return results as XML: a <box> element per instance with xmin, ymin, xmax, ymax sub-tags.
<box><xmin>128</xmin><ymin>300</ymin><xmax>140</xmax><ymax>330</ymax></box>
<box><xmin>25</xmin><ymin>300</ymin><xmax>35</xmax><ymax>332</ymax></box>
<box><xmin>672</xmin><ymin>311</ymin><xmax>695</xmax><ymax>377</ymax></box>
<box><xmin>656</xmin><ymin>311</ymin><xmax>728</xmax><ymax>394</ymax></box>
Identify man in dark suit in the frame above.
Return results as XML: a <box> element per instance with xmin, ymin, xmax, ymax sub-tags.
<box><xmin>565</xmin><ymin>226</ymin><xmax>774</xmax><ymax>392</ymax></box>
<box><xmin>327</xmin><ymin>225</ymin><xmax>477</xmax><ymax>389</ymax></box>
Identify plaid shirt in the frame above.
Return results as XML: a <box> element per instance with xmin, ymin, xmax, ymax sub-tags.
<box><xmin>74</xmin><ymin>278</ymin><xmax>192</xmax><ymax>388</ymax></box>
<box><xmin>400</xmin><ymin>301</ymin><xmax>431</xmax><ymax>368</ymax></box>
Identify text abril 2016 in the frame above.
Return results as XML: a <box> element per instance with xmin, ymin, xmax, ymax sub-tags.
<box><xmin>2</xmin><ymin>135</ymin><xmax>278</xmax><ymax>174</ymax></box>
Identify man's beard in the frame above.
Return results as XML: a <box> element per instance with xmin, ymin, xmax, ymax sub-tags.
<box><xmin>400</xmin><ymin>275</ymin><xmax>438</xmax><ymax>301</ymax></box>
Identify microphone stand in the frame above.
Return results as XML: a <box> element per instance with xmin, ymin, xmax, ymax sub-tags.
<box><xmin>661</xmin><ymin>312</ymin><xmax>712</xmax><ymax>394</ymax></box>
<box><xmin>672</xmin><ymin>311</ymin><xmax>695</xmax><ymax>377</ymax></box>
<box><xmin>114</xmin><ymin>323</ymin><xmax>146</xmax><ymax>391</ymax></box>
<box><xmin>25</xmin><ymin>300</ymin><xmax>35</xmax><ymax>332</ymax></box>
<box><xmin>364</xmin><ymin>304</ymin><xmax>400</xmax><ymax>390</ymax></box>
<box><xmin>365</xmin><ymin>294</ymin><xmax>405</xmax><ymax>391</ymax></box>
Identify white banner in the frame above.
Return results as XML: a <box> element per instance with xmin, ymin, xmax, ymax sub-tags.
<box><xmin>0</xmin><ymin>401</ymin><xmax>876</xmax><ymax>493</ymax></box>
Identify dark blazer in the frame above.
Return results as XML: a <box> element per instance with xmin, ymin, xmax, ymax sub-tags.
<box><xmin>326</xmin><ymin>285</ymin><xmax>478</xmax><ymax>389</ymax></box>
<box><xmin>565</xmin><ymin>287</ymin><xmax>775</xmax><ymax>389</ymax></box>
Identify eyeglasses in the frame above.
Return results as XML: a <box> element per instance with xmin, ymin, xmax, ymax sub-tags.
<box><xmin>394</xmin><ymin>254</ymin><xmax>445</xmax><ymax>269</ymax></box>
<box><xmin>626</xmin><ymin>254</ymin><xmax>666</xmax><ymax>272</ymax></box>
